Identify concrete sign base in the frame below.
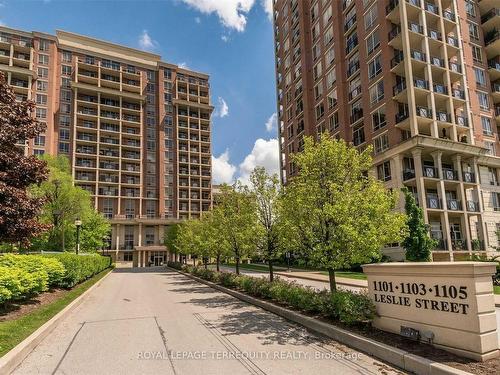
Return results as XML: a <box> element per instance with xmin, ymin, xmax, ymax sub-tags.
<box><xmin>362</xmin><ymin>262</ymin><xmax>499</xmax><ymax>361</ymax></box>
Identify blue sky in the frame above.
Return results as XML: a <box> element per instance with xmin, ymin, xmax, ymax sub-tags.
<box><xmin>0</xmin><ymin>0</ymin><xmax>279</xmax><ymax>184</ymax></box>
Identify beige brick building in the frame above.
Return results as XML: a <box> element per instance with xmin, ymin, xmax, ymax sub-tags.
<box><xmin>0</xmin><ymin>26</ymin><xmax>213</xmax><ymax>265</ymax></box>
<box><xmin>273</xmin><ymin>0</ymin><xmax>500</xmax><ymax>260</ymax></box>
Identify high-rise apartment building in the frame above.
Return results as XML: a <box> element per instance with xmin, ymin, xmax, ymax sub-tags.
<box><xmin>272</xmin><ymin>0</ymin><xmax>500</xmax><ymax>260</ymax></box>
<box><xmin>0</xmin><ymin>26</ymin><xmax>213</xmax><ymax>265</ymax></box>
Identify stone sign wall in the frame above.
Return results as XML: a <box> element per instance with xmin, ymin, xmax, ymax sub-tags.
<box><xmin>362</xmin><ymin>262</ymin><xmax>499</xmax><ymax>361</ymax></box>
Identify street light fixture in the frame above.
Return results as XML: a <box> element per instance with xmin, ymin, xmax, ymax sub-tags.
<box><xmin>75</xmin><ymin>218</ymin><xmax>82</xmax><ymax>254</ymax></box>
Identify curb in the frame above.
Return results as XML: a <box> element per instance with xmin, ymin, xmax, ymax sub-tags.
<box><xmin>0</xmin><ymin>268</ymin><xmax>113</xmax><ymax>375</ymax></box>
<box><xmin>170</xmin><ymin>268</ymin><xmax>472</xmax><ymax>375</ymax></box>
<box><xmin>273</xmin><ymin>271</ymin><xmax>368</xmax><ymax>289</ymax></box>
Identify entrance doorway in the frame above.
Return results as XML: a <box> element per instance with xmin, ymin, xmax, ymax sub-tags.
<box><xmin>149</xmin><ymin>251</ymin><xmax>165</xmax><ymax>266</ymax></box>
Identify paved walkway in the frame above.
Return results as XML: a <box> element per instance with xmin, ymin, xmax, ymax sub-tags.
<box><xmin>11</xmin><ymin>267</ymin><xmax>403</xmax><ymax>375</ymax></box>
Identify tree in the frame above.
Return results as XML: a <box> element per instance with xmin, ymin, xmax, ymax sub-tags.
<box><xmin>199</xmin><ymin>211</ymin><xmax>230</xmax><ymax>271</ymax></box>
<box><xmin>281</xmin><ymin>134</ymin><xmax>408</xmax><ymax>291</ymax></box>
<box><xmin>30</xmin><ymin>155</ymin><xmax>110</xmax><ymax>252</ymax></box>
<box><xmin>175</xmin><ymin>220</ymin><xmax>199</xmax><ymax>265</ymax></box>
<box><xmin>250</xmin><ymin>166</ymin><xmax>285</xmax><ymax>281</ymax></box>
<box><xmin>402</xmin><ymin>187</ymin><xmax>435</xmax><ymax>261</ymax></box>
<box><xmin>215</xmin><ymin>182</ymin><xmax>259</xmax><ymax>274</ymax></box>
<box><xmin>164</xmin><ymin>224</ymin><xmax>181</xmax><ymax>262</ymax></box>
<box><xmin>0</xmin><ymin>71</ymin><xmax>49</xmax><ymax>246</ymax></box>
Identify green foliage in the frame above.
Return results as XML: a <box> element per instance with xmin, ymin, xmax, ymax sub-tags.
<box><xmin>0</xmin><ymin>254</ymin><xmax>65</xmax><ymax>286</ymax></box>
<box><xmin>45</xmin><ymin>253</ymin><xmax>111</xmax><ymax>288</ymax></box>
<box><xmin>166</xmin><ymin>261</ymin><xmax>183</xmax><ymax>270</ymax></box>
<box><xmin>182</xmin><ymin>266</ymin><xmax>375</xmax><ymax>325</ymax></box>
<box><xmin>30</xmin><ymin>155</ymin><xmax>110</xmax><ymax>253</ymax></box>
<box><xmin>164</xmin><ymin>224</ymin><xmax>180</xmax><ymax>255</ymax></box>
<box><xmin>402</xmin><ymin>187</ymin><xmax>435</xmax><ymax>261</ymax></box>
<box><xmin>281</xmin><ymin>135</ymin><xmax>407</xmax><ymax>290</ymax></box>
<box><xmin>0</xmin><ymin>253</ymin><xmax>110</xmax><ymax>305</ymax></box>
<box><xmin>212</xmin><ymin>182</ymin><xmax>259</xmax><ymax>273</ymax></box>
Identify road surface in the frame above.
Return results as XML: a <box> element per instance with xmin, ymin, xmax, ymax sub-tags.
<box><xmin>11</xmin><ymin>267</ymin><xmax>403</xmax><ymax>375</ymax></box>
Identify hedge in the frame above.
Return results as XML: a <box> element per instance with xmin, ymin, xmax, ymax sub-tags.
<box><xmin>176</xmin><ymin>265</ymin><xmax>375</xmax><ymax>326</ymax></box>
<box><xmin>0</xmin><ymin>253</ymin><xmax>111</xmax><ymax>305</ymax></box>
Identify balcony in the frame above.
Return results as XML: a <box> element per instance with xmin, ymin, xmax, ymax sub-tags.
<box><xmin>451</xmin><ymin>239</ymin><xmax>467</xmax><ymax>251</ymax></box>
<box><xmin>426</xmin><ymin>196</ymin><xmax>442</xmax><ymax>209</ymax></box>
<box><xmin>447</xmin><ymin>199</ymin><xmax>462</xmax><ymax>211</ymax></box>
<box><xmin>386</xmin><ymin>0</ymin><xmax>400</xmax><ymax>22</ymax></box>
<box><xmin>347</xmin><ymin>61</ymin><xmax>360</xmax><ymax>78</ymax></box>
<box><xmin>436</xmin><ymin>111</ymin><xmax>452</xmax><ymax>123</ymax></box>
<box><xmin>485</xmin><ymin>30</ymin><xmax>500</xmax><ymax>57</ymax></box>
<box><xmin>488</xmin><ymin>59</ymin><xmax>500</xmax><ymax>81</ymax></box>
<box><xmin>414</xmin><ymin>77</ymin><xmax>429</xmax><ymax>90</ymax></box>
<box><xmin>443</xmin><ymin>10</ymin><xmax>456</xmax><ymax>22</ymax></box>
<box><xmin>433</xmin><ymin>83</ymin><xmax>448</xmax><ymax>95</ymax></box>
<box><xmin>403</xmin><ymin>169</ymin><xmax>416</xmax><ymax>181</ymax></box>
<box><xmin>481</xmin><ymin>8</ymin><xmax>500</xmax><ymax>33</ymax></box>
<box><xmin>462</xmin><ymin>171</ymin><xmax>476</xmax><ymax>183</ymax></box>
<box><xmin>424</xmin><ymin>2</ymin><xmax>438</xmax><ymax>15</ymax></box>
<box><xmin>456</xmin><ymin>115</ymin><xmax>469</xmax><ymax>127</ymax></box>
<box><xmin>423</xmin><ymin>166</ymin><xmax>438</xmax><ymax>178</ymax></box>
<box><xmin>466</xmin><ymin>200</ymin><xmax>480</xmax><ymax>212</ymax></box>
<box><xmin>415</xmin><ymin>106</ymin><xmax>432</xmax><ymax>119</ymax></box>
<box><xmin>442</xmin><ymin>168</ymin><xmax>459</xmax><ymax>181</ymax></box>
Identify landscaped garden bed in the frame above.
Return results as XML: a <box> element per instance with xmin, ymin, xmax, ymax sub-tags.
<box><xmin>169</xmin><ymin>261</ymin><xmax>500</xmax><ymax>375</ymax></box>
<box><xmin>0</xmin><ymin>253</ymin><xmax>113</xmax><ymax>357</ymax></box>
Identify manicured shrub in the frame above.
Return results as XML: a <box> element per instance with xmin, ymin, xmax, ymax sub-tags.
<box><xmin>0</xmin><ymin>254</ymin><xmax>65</xmax><ymax>287</ymax></box>
<box><xmin>180</xmin><ymin>266</ymin><xmax>375</xmax><ymax>326</ymax></box>
<box><xmin>0</xmin><ymin>266</ymin><xmax>47</xmax><ymax>303</ymax></box>
<box><xmin>167</xmin><ymin>261</ymin><xmax>183</xmax><ymax>270</ymax></box>
<box><xmin>44</xmin><ymin>253</ymin><xmax>111</xmax><ymax>288</ymax></box>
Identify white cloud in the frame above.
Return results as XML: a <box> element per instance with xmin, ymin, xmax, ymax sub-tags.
<box><xmin>261</xmin><ymin>0</ymin><xmax>273</xmax><ymax>20</ymax></box>
<box><xmin>179</xmin><ymin>0</ymin><xmax>255</xmax><ymax>32</ymax></box>
<box><xmin>238</xmin><ymin>138</ymin><xmax>280</xmax><ymax>185</ymax></box>
<box><xmin>138</xmin><ymin>30</ymin><xmax>158</xmax><ymax>51</ymax></box>
<box><xmin>178</xmin><ymin>62</ymin><xmax>189</xmax><ymax>69</ymax></box>
<box><xmin>265</xmin><ymin>112</ymin><xmax>277</xmax><ymax>133</ymax></box>
<box><xmin>194</xmin><ymin>17</ymin><xmax>201</xmax><ymax>24</ymax></box>
<box><xmin>214</xmin><ymin>97</ymin><xmax>229</xmax><ymax>118</ymax></box>
<box><xmin>221</xmin><ymin>35</ymin><xmax>229</xmax><ymax>42</ymax></box>
<box><xmin>212</xmin><ymin>150</ymin><xmax>237</xmax><ymax>184</ymax></box>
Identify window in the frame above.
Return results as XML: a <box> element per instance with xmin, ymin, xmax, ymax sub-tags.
<box><xmin>61</xmin><ymin>65</ymin><xmax>72</xmax><ymax>76</ymax></box>
<box><xmin>369</xmin><ymin>80</ymin><xmax>384</xmax><ymax>104</ymax></box>
<box><xmin>377</xmin><ymin>161</ymin><xmax>391</xmax><ymax>181</ymax></box>
<box><xmin>62</xmin><ymin>51</ymin><xmax>72</xmax><ymax>63</ymax></box>
<box><xmin>34</xmin><ymin>149</ymin><xmax>45</xmax><ymax>156</ymax></box>
<box><xmin>353</xmin><ymin>125</ymin><xmax>365</xmax><ymax>146</ymax></box>
<box><xmin>60</xmin><ymin>90</ymin><xmax>71</xmax><ymax>102</ymax></box>
<box><xmin>37</xmin><ymin>67</ymin><xmax>48</xmax><ymax>78</ymax></box>
<box><xmin>323</xmin><ymin>5</ymin><xmax>333</xmax><ymax>25</ymax></box>
<box><xmin>482</xmin><ymin>117</ymin><xmax>493</xmax><ymax>136</ymax></box>
<box><xmin>329</xmin><ymin>112</ymin><xmax>339</xmax><ymax>132</ymax></box>
<box><xmin>471</xmin><ymin>45</ymin><xmax>483</xmax><ymax>63</ymax></box>
<box><xmin>59</xmin><ymin>142</ymin><xmax>70</xmax><ymax>153</ymax></box>
<box><xmin>327</xmin><ymin>89</ymin><xmax>337</xmax><ymax>109</ymax></box>
<box><xmin>364</xmin><ymin>5</ymin><xmax>378</xmax><ymax>30</ymax></box>
<box><xmin>468</xmin><ymin>22</ymin><xmax>480</xmax><ymax>41</ymax></box>
<box><xmin>59</xmin><ymin>128</ymin><xmax>70</xmax><ymax>140</ymax></box>
<box><xmin>368</xmin><ymin>55</ymin><xmax>382</xmax><ymax>79</ymax></box>
<box><xmin>36</xmin><ymin>94</ymin><xmax>47</xmax><ymax>105</ymax></box>
<box><xmin>488</xmin><ymin>167</ymin><xmax>498</xmax><ymax>185</ymax></box>
<box><xmin>315</xmin><ymin>102</ymin><xmax>324</xmax><ymax>120</ymax></box>
<box><xmin>37</xmin><ymin>80</ymin><xmax>47</xmax><ymax>92</ymax></box>
<box><xmin>326</xmin><ymin>68</ymin><xmax>336</xmax><ymax>89</ymax></box>
<box><xmin>366</xmin><ymin>30</ymin><xmax>380</xmax><ymax>55</ymax></box>
<box><xmin>36</xmin><ymin>108</ymin><xmax>47</xmax><ymax>119</ymax></box>
<box><xmin>465</xmin><ymin>0</ymin><xmax>476</xmax><ymax>17</ymax></box>
<box><xmin>372</xmin><ymin>107</ymin><xmax>386</xmax><ymax>131</ymax></box>
<box><xmin>314</xmin><ymin>81</ymin><xmax>323</xmax><ymax>100</ymax></box>
<box><xmin>474</xmin><ymin>68</ymin><xmax>486</xmax><ymax>87</ymax></box>
<box><xmin>39</xmin><ymin>40</ymin><xmax>49</xmax><ymax>51</ymax></box>
<box><xmin>313</xmin><ymin>61</ymin><xmax>322</xmax><ymax>81</ymax></box>
<box><xmin>34</xmin><ymin>135</ymin><xmax>45</xmax><ymax>146</ymax></box>
<box><xmin>38</xmin><ymin>54</ymin><xmax>49</xmax><ymax>65</ymax></box>
<box><xmin>491</xmin><ymin>192</ymin><xmax>500</xmax><ymax>210</ymax></box>
<box><xmin>477</xmin><ymin>91</ymin><xmax>490</xmax><ymax>110</ymax></box>
<box><xmin>61</xmin><ymin>77</ymin><xmax>71</xmax><ymax>88</ymax></box>
<box><xmin>325</xmin><ymin>46</ymin><xmax>335</xmax><ymax>67</ymax></box>
<box><xmin>59</xmin><ymin>115</ymin><xmax>70</xmax><ymax>127</ymax></box>
<box><xmin>485</xmin><ymin>141</ymin><xmax>495</xmax><ymax>155</ymax></box>
<box><xmin>60</xmin><ymin>104</ymin><xmax>71</xmax><ymax>114</ymax></box>
<box><xmin>374</xmin><ymin>134</ymin><xmax>389</xmax><ymax>154</ymax></box>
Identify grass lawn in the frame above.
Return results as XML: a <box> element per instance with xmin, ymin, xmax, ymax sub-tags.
<box><xmin>223</xmin><ymin>262</ymin><xmax>367</xmax><ymax>281</ymax></box>
<box><xmin>0</xmin><ymin>268</ymin><xmax>112</xmax><ymax>358</ymax></box>
<box><xmin>495</xmin><ymin>285</ymin><xmax>500</xmax><ymax>295</ymax></box>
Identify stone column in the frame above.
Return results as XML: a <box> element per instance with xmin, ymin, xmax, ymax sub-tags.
<box><xmin>411</xmin><ymin>148</ymin><xmax>428</xmax><ymax>223</ymax></box>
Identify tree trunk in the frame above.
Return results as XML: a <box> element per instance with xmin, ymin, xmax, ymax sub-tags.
<box><xmin>216</xmin><ymin>254</ymin><xmax>220</xmax><ymax>272</ymax></box>
<box><xmin>269</xmin><ymin>260</ymin><xmax>274</xmax><ymax>282</ymax></box>
<box><xmin>235</xmin><ymin>256</ymin><xmax>240</xmax><ymax>275</ymax></box>
<box><xmin>328</xmin><ymin>268</ymin><xmax>337</xmax><ymax>292</ymax></box>
<box><xmin>193</xmin><ymin>257</ymin><xmax>196</xmax><ymax>266</ymax></box>
<box><xmin>203</xmin><ymin>258</ymin><xmax>208</xmax><ymax>270</ymax></box>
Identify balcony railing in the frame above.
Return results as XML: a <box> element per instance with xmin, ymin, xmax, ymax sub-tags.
<box><xmin>426</xmin><ymin>196</ymin><xmax>442</xmax><ymax>209</ymax></box>
<box><xmin>430</xmin><ymin>56</ymin><xmax>444</xmax><ymax>67</ymax></box>
<box><xmin>447</xmin><ymin>199</ymin><xmax>462</xmax><ymax>211</ymax></box>
<box><xmin>466</xmin><ymin>200</ymin><xmax>480</xmax><ymax>212</ymax></box>
<box><xmin>436</xmin><ymin>111</ymin><xmax>452</xmax><ymax>123</ymax></box>
<box><xmin>462</xmin><ymin>171</ymin><xmax>476</xmax><ymax>183</ymax></box>
<box><xmin>386</xmin><ymin>0</ymin><xmax>399</xmax><ymax>15</ymax></box>
<box><xmin>414</xmin><ymin>78</ymin><xmax>429</xmax><ymax>90</ymax></box>
<box><xmin>403</xmin><ymin>169</ymin><xmax>416</xmax><ymax>181</ymax></box>
<box><xmin>456</xmin><ymin>115</ymin><xmax>469</xmax><ymax>127</ymax></box>
<box><xmin>393</xmin><ymin>80</ymin><xmax>407</xmax><ymax>96</ymax></box>
<box><xmin>443</xmin><ymin>10</ymin><xmax>455</xmax><ymax>21</ymax></box>
<box><xmin>481</xmin><ymin>8</ymin><xmax>500</xmax><ymax>24</ymax></box>
<box><xmin>423</xmin><ymin>166</ymin><xmax>438</xmax><ymax>178</ymax></box>
<box><xmin>416</xmin><ymin>106</ymin><xmax>432</xmax><ymax>118</ymax></box>
<box><xmin>442</xmin><ymin>168</ymin><xmax>459</xmax><ymax>180</ymax></box>
<box><xmin>425</xmin><ymin>2</ymin><xmax>438</xmax><ymax>14</ymax></box>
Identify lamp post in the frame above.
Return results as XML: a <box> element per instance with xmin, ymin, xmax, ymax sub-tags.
<box><xmin>75</xmin><ymin>218</ymin><xmax>82</xmax><ymax>254</ymax></box>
